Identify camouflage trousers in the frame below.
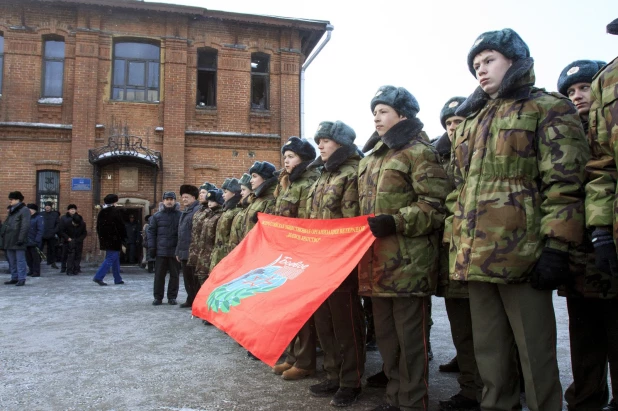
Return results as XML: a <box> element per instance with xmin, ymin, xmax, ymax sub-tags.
<box><xmin>283</xmin><ymin>316</ymin><xmax>317</xmax><ymax>371</ymax></box>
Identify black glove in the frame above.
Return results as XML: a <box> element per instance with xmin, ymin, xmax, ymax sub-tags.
<box><xmin>591</xmin><ymin>229</ymin><xmax>618</xmax><ymax>277</ymax></box>
<box><xmin>250</xmin><ymin>213</ymin><xmax>258</xmax><ymax>224</ymax></box>
<box><xmin>367</xmin><ymin>215</ymin><xmax>397</xmax><ymax>238</ymax></box>
<box><xmin>16</xmin><ymin>241</ymin><xmax>24</xmax><ymax>246</ymax></box>
<box><xmin>531</xmin><ymin>247</ymin><xmax>571</xmax><ymax>290</ymax></box>
<box><xmin>149</xmin><ymin>248</ymin><xmax>157</xmax><ymax>259</ymax></box>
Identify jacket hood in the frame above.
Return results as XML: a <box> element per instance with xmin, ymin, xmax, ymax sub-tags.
<box><xmin>362</xmin><ymin>117</ymin><xmax>425</xmax><ymax>153</ymax></box>
<box><xmin>456</xmin><ymin>57</ymin><xmax>535</xmax><ymax>118</ymax></box>
<box><xmin>308</xmin><ymin>144</ymin><xmax>359</xmax><ymax>172</ymax></box>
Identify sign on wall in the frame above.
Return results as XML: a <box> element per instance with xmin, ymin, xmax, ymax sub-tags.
<box><xmin>71</xmin><ymin>177</ymin><xmax>92</xmax><ymax>191</ymax></box>
<box><xmin>119</xmin><ymin>167</ymin><xmax>139</xmax><ymax>192</ymax></box>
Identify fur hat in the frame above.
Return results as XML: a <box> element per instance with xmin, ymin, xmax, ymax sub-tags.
<box><xmin>281</xmin><ymin>136</ymin><xmax>316</xmax><ymax>162</ymax></box>
<box><xmin>222</xmin><ymin>178</ymin><xmax>242</xmax><ymax>194</ymax></box>
<box><xmin>557</xmin><ymin>60</ymin><xmax>606</xmax><ymax>96</ymax></box>
<box><xmin>248</xmin><ymin>161</ymin><xmax>276</xmax><ymax>180</ymax></box>
<box><xmin>72</xmin><ymin>214</ymin><xmax>83</xmax><ymax>225</ymax></box>
<box><xmin>162</xmin><ymin>191</ymin><xmax>176</xmax><ymax>200</ymax></box>
<box><xmin>207</xmin><ymin>189</ymin><xmax>224</xmax><ymax>205</ymax></box>
<box><xmin>103</xmin><ymin>194</ymin><xmax>118</xmax><ymax>205</ymax></box>
<box><xmin>27</xmin><ymin>203</ymin><xmax>38</xmax><ymax>211</ymax></box>
<box><xmin>44</xmin><ymin>201</ymin><xmax>53</xmax><ymax>207</ymax></box>
<box><xmin>179</xmin><ymin>184</ymin><xmax>199</xmax><ymax>199</ymax></box>
<box><xmin>466</xmin><ymin>28</ymin><xmax>530</xmax><ymax>76</ymax></box>
<box><xmin>8</xmin><ymin>191</ymin><xmax>24</xmax><ymax>202</ymax></box>
<box><xmin>608</xmin><ymin>18</ymin><xmax>618</xmax><ymax>35</ymax></box>
<box><xmin>440</xmin><ymin>97</ymin><xmax>467</xmax><ymax>129</ymax></box>
<box><xmin>370</xmin><ymin>85</ymin><xmax>419</xmax><ymax>119</ymax></box>
<box><xmin>67</xmin><ymin>204</ymin><xmax>78</xmax><ymax>210</ymax></box>
<box><xmin>239</xmin><ymin>173</ymin><xmax>252</xmax><ymax>189</ymax></box>
<box><xmin>314</xmin><ymin>121</ymin><xmax>356</xmax><ymax>147</ymax></box>
<box><xmin>199</xmin><ymin>182</ymin><xmax>217</xmax><ymax>192</ymax></box>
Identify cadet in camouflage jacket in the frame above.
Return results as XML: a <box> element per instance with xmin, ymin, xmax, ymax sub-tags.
<box><xmin>274</xmin><ymin>165</ymin><xmax>319</xmax><ymax>219</ymax></box>
<box><xmin>187</xmin><ymin>197</ymin><xmax>211</xmax><ymax>268</ymax></box>
<box><xmin>210</xmin><ymin>179</ymin><xmax>242</xmax><ymax>271</ymax></box>
<box><xmin>243</xmin><ymin>162</ymin><xmax>277</xmax><ymax>236</ymax></box>
<box><xmin>195</xmin><ymin>190</ymin><xmax>224</xmax><ymax>285</ymax></box>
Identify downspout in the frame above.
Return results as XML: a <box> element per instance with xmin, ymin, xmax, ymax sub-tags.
<box><xmin>300</xmin><ymin>24</ymin><xmax>333</xmax><ymax>139</ymax></box>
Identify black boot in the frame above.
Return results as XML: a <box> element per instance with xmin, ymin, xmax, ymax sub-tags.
<box><xmin>366</xmin><ymin>370</ymin><xmax>388</xmax><ymax>388</ymax></box>
<box><xmin>439</xmin><ymin>356</ymin><xmax>460</xmax><ymax>373</ymax></box>
<box><xmin>439</xmin><ymin>393</ymin><xmax>480</xmax><ymax>411</ymax></box>
<box><xmin>330</xmin><ymin>387</ymin><xmax>361</xmax><ymax>407</ymax></box>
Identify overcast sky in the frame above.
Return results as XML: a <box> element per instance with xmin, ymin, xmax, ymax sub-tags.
<box><xmin>158</xmin><ymin>0</ymin><xmax>617</xmax><ymax>148</ymax></box>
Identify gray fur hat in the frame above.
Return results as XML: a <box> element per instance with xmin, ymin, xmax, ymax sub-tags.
<box><xmin>314</xmin><ymin>120</ymin><xmax>356</xmax><ymax>146</ymax></box>
<box><xmin>608</xmin><ymin>18</ymin><xmax>618</xmax><ymax>35</ymax></box>
<box><xmin>440</xmin><ymin>97</ymin><xmax>467</xmax><ymax>129</ymax></box>
<box><xmin>199</xmin><ymin>182</ymin><xmax>217</xmax><ymax>192</ymax></box>
<box><xmin>239</xmin><ymin>173</ymin><xmax>252</xmax><ymax>189</ymax></box>
<box><xmin>248</xmin><ymin>161</ymin><xmax>276</xmax><ymax>179</ymax></box>
<box><xmin>557</xmin><ymin>60</ymin><xmax>606</xmax><ymax>96</ymax></box>
<box><xmin>281</xmin><ymin>136</ymin><xmax>316</xmax><ymax>162</ymax></box>
<box><xmin>370</xmin><ymin>85</ymin><xmax>419</xmax><ymax>119</ymax></box>
<box><xmin>162</xmin><ymin>191</ymin><xmax>176</xmax><ymax>200</ymax></box>
<box><xmin>466</xmin><ymin>28</ymin><xmax>530</xmax><ymax>76</ymax></box>
<box><xmin>206</xmin><ymin>189</ymin><xmax>224</xmax><ymax>205</ymax></box>
<box><xmin>221</xmin><ymin>178</ymin><xmax>241</xmax><ymax>194</ymax></box>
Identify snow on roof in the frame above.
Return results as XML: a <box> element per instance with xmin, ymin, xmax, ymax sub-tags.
<box><xmin>0</xmin><ymin>122</ymin><xmax>72</xmax><ymax>129</ymax></box>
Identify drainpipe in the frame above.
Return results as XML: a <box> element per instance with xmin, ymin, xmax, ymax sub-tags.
<box><xmin>300</xmin><ymin>24</ymin><xmax>333</xmax><ymax>139</ymax></box>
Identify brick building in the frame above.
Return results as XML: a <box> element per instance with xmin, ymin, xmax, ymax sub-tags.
<box><xmin>0</xmin><ymin>0</ymin><xmax>329</xmax><ymax>261</ymax></box>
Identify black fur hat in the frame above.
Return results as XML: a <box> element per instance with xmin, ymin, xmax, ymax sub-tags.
<box><xmin>608</xmin><ymin>18</ymin><xmax>618</xmax><ymax>35</ymax></box>
<box><xmin>467</xmin><ymin>28</ymin><xmax>530</xmax><ymax>76</ymax></box>
<box><xmin>314</xmin><ymin>120</ymin><xmax>356</xmax><ymax>147</ymax></box>
<box><xmin>44</xmin><ymin>201</ymin><xmax>53</xmax><ymax>207</ymax></box>
<box><xmin>27</xmin><ymin>203</ymin><xmax>38</xmax><ymax>211</ymax></box>
<box><xmin>67</xmin><ymin>203</ymin><xmax>78</xmax><ymax>210</ymax></box>
<box><xmin>199</xmin><ymin>182</ymin><xmax>217</xmax><ymax>192</ymax></box>
<box><xmin>440</xmin><ymin>97</ymin><xmax>467</xmax><ymax>129</ymax></box>
<box><xmin>222</xmin><ymin>178</ymin><xmax>241</xmax><ymax>194</ymax></box>
<box><xmin>72</xmin><ymin>214</ymin><xmax>83</xmax><ymax>225</ymax></box>
<box><xmin>103</xmin><ymin>194</ymin><xmax>118</xmax><ymax>205</ymax></box>
<box><xmin>207</xmin><ymin>189</ymin><xmax>224</xmax><ymax>205</ymax></box>
<box><xmin>370</xmin><ymin>85</ymin><xmax>419</xmax><ymax>119</ymax></box>
<box><xmin>8</xmin><ymin>191</ymin><xmax>24</xmax><ymax>202</ymax></box>
<box><xmin>179</xmin><ymin>184</ymin><xmax>199</xmax><ymax>199</ymax></box>
<box><xmin>557</xmin><ymin>60</ymin><xmax>606</xmax><ymax>96</ymax></box>
<box><xmin>281</xmin><ymin>136</ymin><xmax>316</xmax><ymax>162</ymax></box>
<box><xmin>248</xmin><ymin>161</ymin><xmax>276</xmax><ymax>179</ymax></box>
<box><xmin>239</xmin><ymin>174</ymin><xmax>252</xmax><ymax>189</ymax></box>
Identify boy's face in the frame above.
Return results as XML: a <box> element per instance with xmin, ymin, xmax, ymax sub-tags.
<box><xmin>566</xmin><ymin>82</ymin><xmax>592</xmax><ymax>117</ymax></box>
<box><xmin>373</xmin><ymin>103</ymin><xmax>406</xmax><ymax>137</ymax></box>
<box><xmin>473</xmin><ymin>50</ymin><xmax>513</xmax><ymax>98</ymax></box>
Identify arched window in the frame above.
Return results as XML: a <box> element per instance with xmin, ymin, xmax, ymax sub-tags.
<box><xmin>251</xmin><ymin>52</ymin><xmax>269</xmax><ymax>110</ymax></box>
<box><xmin>196</xmin><ymin>47</ymin><xmax>217</xmax><ymax>107</ymax></box>
<box><xmin>112</xmin><ymin>40</ymin><xmax>160</xmax><ymax>102</ymax></box>
<box><xmin>42</xmin><ymin>36</ymin><xmax>65</xmax><ymax>98</ymax></box>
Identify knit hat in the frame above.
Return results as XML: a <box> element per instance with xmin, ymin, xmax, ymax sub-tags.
<box><xmin>466</xmin><ymin>28</ymin><xmax>530</xmax><ymax>76</ymax></box>
<box><xmin>103</xmin><ymin>194</ymin><xmax>118</xmax><ymax>205</ymax></box>
<box><xmin>314</xmin><ymin>121</ymin><xmax>356</xmax><ymax>146</ymax></box>
<box><xmin>162</xmin><ymin>191</ymin><xmax>176</xmax><ymax>200</ymax></box>
<box><xmin>27</xmin><ymin>203</ymin><xmax>38</xmax><ymax>211</ymax></box>
<box><xmin>608</xmin><ymin>18</ymin><xmax>618</xmax><ymax>35</ymax></box>
<box><xmin>199</xmin><ymin>182</ymin><xmax>217</xmax><ymax>192</ymax></box>
<box><xmin>8</xmin><ymin>191</ymin><xmax>24</xmax><ymax>202</ymax></box>
<box><xmin>239</xmin><ymin>173</ymin><xmax>252</xmax><ymax>189</ymax></box>
<box><xmin>440</xmin><ymin>97</ymin><xmax>467</xmax><ymax>129</ymax></box>
<box><xmin>206</xmin><ymin>189</ymin><xmax>224</xmax><ymax>205</ymax></box>
<box><xmin>67</xmin><ymin>204</ymin><xmax>77</xmax><ymax>210</ymax></box>
<box><xmin>281</xmin><ymin>136</ymin><xmax>316</xmax><ymax>162</ymax></box>
<box><xmin>557</xmin><ymin>60</ymin><xmax>606</xmax><ymax>96</ymax></box>
<box><xmin>222</xmin><ymin>178</ymin><xmax>242</xmax><ymax>194</ymax></box>
<box><xmin>179</xmin><ymin>184</ymin><xmax>199</xmax><ymax>199</ymax></box>
<box><xmin>44</xmin><ymin>201</ymin><xmax>53</xmax><ymax>207</ymax></box>
<box><xmin>248</xmin><ymin>161</ymin><xmax>276</xmax><ymax>180</ymax></box>
<box><xmin>370</xmin><ymin>85</ymin><xmax>420</xmax><ymax>119</ymax></box>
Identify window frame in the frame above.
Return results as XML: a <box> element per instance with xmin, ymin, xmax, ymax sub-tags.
<box><xmin>36</xmin><ymin>170</ymin><xmax>60</xmax><ymax>211</ymax></box>
<box><xmin>111</xmin><ymin>40</ymin><xmax>161</xmax><ymax>103</ymax></box>
<box><xmin>196</xmin><ymin>47</ymin><xmax>217</xmax><ymax>108</ymax></box>
<box><xmin>41</xmin><ymin>36</ymin><xmax>65</xmax><ymax>98</ymax></box>
<box><xmin>250</xmin><ymin>52</ymin><xmax>270</xmax><ymax>111</ymax></box>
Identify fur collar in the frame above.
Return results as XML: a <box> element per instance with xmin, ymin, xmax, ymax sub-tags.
<box><xmin>254</xmin><ymin>175</ymin><xmax>278</xmax><ymax>198</ymax></box>
<box><xmin>456</xmin><ymin>57</ymin><xmax>535</xmax><ymax>118</ymax></box>
<box><xmin>362</xmin><ymin>117</ymin><xmax>425</xmax><ymax>153</ymax></box>
<box><xmin>158</xmin><ymin>202</ymin><xmax>181</xmax><ymax>212</ymax></box>
<box><xmin>239</xmin><ymin>196</ymin><xmax>251</xmax><ymax>208</ymax></box>
<box><xmin>288</xmin><ymin>160</ymin><xmax>313</xmax><ymax>183</ymax></box>
<box><xmin>223</xmin><ymin>193</ymin><xmax>241</xmax><ymax>211</ymax></box>
<box><xmin>308</xmin><ymin>144</ymin><xmax>358</xmax><ymax>172</ymax></box>
<box><xmin>433</xmin><ymin>132</ymin><xmax>451</xmax><ymax>156</ymax></box>
<box><xmin>10</xmin><ymin>202</ymin><xmax>26</xmax><ymax>215</ymax></box>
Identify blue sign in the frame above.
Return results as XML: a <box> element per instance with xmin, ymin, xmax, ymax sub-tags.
<box><xmin>71</xmin><ymin>178</ymin><xmax>92</xmax><ymax>191</ymax></box>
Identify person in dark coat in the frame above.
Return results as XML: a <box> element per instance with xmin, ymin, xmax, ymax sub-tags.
<box><xmin>175</xmin><ymin>184</ymin><xmax>201</xmax><ymax>308</ymax></box>
<box><xmin>93</xmin><ymin>194</ymin><xmax>126</xmax><ymax>286</ymax></box>
<box><xmin>123</xmin><ymin>214</ymin><xmax>140</xmax><ymax>264</ymax></box>
<box><xmin>148</xmin><ymin>192</ymin><xmax>182</xmax><ymax>305</ymax></box>
<box><xmin>2</xmin><ymin>191</ymin><xmax>31</xmax><ymax>286</ymax></box>
<box><xmin>41</xmin><ymin>201</ymin><xmax>60</xmax><ymax>269</ymax></box>
<box><xmin>25</xmin><ymin>203</ymin><xmax>44</xmax><ymax>277</ymax></box>
<box><xmin>61</xmin><ymin>213</ymin><xmax>87</xmax><ymax>276</ymax></box>
<box><xmin>59</xmin><ymin>204</ymin><xmax>78</xmax><ymax>273</ymax></box>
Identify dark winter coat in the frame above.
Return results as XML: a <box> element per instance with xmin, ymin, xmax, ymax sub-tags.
<box><xmin>58</xmin><ymin>213</ymin><xmax>76</xmax><ymax>244</ymax></box>
<box><xmin>96</xmin><ymin>206</ymin><xmax>127</xmax><ymax>251</ymax></box>
<box><xmin>124</xmin><ymin>221</ymin><xmax>140</xmax><ymax>245</ymax></box>
<box><xmin>175</xmin><ymin>200</ymin><xmax>201</xmax><ymax>261</ymax></box>
<box><xmin>27</xmin><ymin>212</ymin><xmax>44</xmax><ymax>248</ymax></box>
<box><xmin>61</xmin><ymin>218</ymin><xmax>87</xmax><ymax>244</ymax></box>
<box><xmin>1</xmin><ymin>203</ymin><xmax>31</xmax><ymax>250</ymax></box>
<box><xmin>148</xmin><ymin>202</ymin><xmax>181</xmax><ymax>257</ymax></box>
<box><xmin>42</xmin><ymin>209</ymin><xmax>60</xmax><ymax>239</ymax></box>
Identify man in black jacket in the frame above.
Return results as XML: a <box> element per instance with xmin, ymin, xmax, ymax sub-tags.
<box><xmin>148</xmin><ymin>192</ymin><xmax>182</xmax><ymax>305</ymax></box>
<box><xmin>2</xmin><ymin>191</ymin><xmax>31</xmax><ymax>286</ymax></box>
<box><xmin>175</xmin><ymin>184</ymin><xmax>201</xmax><ymax>308</ymax></box>
<box><xmin>93</xmin><ymin>194</ymin><xmax>126</xmax><ymax>286</ymax></box>
<box><xmin>41</xmin><ymin>201</ymin><xmax>60</xmax><ymax>269</ymax></box>
<box><xmin>61</xmin><ymin>213</ymin><xmax>87</xmax><ymax>276</ymax></box>
<box><xmin>59</xmin><ymin>204</ymin><xmax>78</xmax><ymax>273</ymax></box>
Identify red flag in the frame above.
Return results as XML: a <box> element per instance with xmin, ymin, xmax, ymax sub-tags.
<box><xmin>192</xmin><ymin>212</ymin><xmax>375</xmax><ymax>366</ymax></box>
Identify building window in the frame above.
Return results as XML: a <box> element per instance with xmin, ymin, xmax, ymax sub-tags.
<box><xmin>42</xmin><ymin>37</ymin><xmax>64</xmax><ymax>98</ymax></box>
<box><xmin>197</xmin><ymin>48</ymin><xmax>217</xmax><ymax>107</ymax></box>
<box><xmin>251</xmin><ymin>53</ymin><xmax>269</xmax><ymax>110</ymax></box>
<box><xmin>37</xmin><ymin>170</ymin><xmax>60</xmax><ymax>210</ymax></box>
<box><xmin>0</xmin><ymin>34</ymin><xmax>4</xmax><ymax>95</ymax></box>
<box><xmin>112</xmin><ymin>41</ymin><xmax>160</xmax><ymax>102</ymax></box>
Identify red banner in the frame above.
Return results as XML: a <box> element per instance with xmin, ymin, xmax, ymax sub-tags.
<box><xmin>192</xmin><ymin>212</ymin><xmax>375</xmax><ymax>366</ymax></box>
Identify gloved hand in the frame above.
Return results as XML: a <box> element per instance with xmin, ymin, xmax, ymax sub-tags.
<box><xmin>149</xmin><ymin>248</ymin><xmax>157</xmax><ymax>259</ymax></box>
<box><xmin>367</xmin><ymin>215</ymin><xmax>397</xmax><ymax>238</ymax></box>
<box><xmin>531</xmin><ymin>247</ymin><xmax>571</xmax><ymax>290</ymax></box>
<box><xmin>591</xmin><ymin>228</ymin><xmax>618</xmax><ymax>277</ymax></box>
<box><xmin>16</xmin><ymin>241</ymin><xmax>24</xmax><ymax>246</ymax></box>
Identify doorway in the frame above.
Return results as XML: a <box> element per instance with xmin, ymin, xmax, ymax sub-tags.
<box><xmin>118</xmin><ymin>207</ymin><xmax>143</xmax><ymax>265</ymax></box>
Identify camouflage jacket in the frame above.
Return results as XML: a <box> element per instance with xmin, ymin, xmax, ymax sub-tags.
<box><xmin>187</xmin><ymin>205</ymin><xmax>211</xmax><ymax>267</ymax></box>
<box><xmin>243</xmin><ymin>176</ymin><xmax>277</xmax><ymax>236</ymax></box>
<box><xmin>307</xmin><ymin>145</ymin><xmax>360</xmax><ymax>292</ymax></box>
<box><xmin>357</xmin><ymin>118</ymin><xmax>449</xmax><ymax>298</ymax></box>
<box><xmin>228</xmin><ymin>196</ymin><xmax>250</xmax><ymax>250</ymax></box>
<box><xmin>446</xmin><ymin>60</ymin><xmax>589</xmax><ymax>284</ymax></box>
<box><xmin>579</xmin><ymin>55</ymin><xmax>618</xmax><ymax>299</ymax></box>
<box><xmin>273</xmin><ymin>162</ymin><xmax>320</xmax><ymax>218</ymax></box>
<box><xmin>210</xmin><ymin>195</ymin><xmax>242</xmax><ymax>271</ymax></box>
<box><xmin>195</xmin><ymin>205</ymin><xmax>223</xmax><ymax>278</ymax></box>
